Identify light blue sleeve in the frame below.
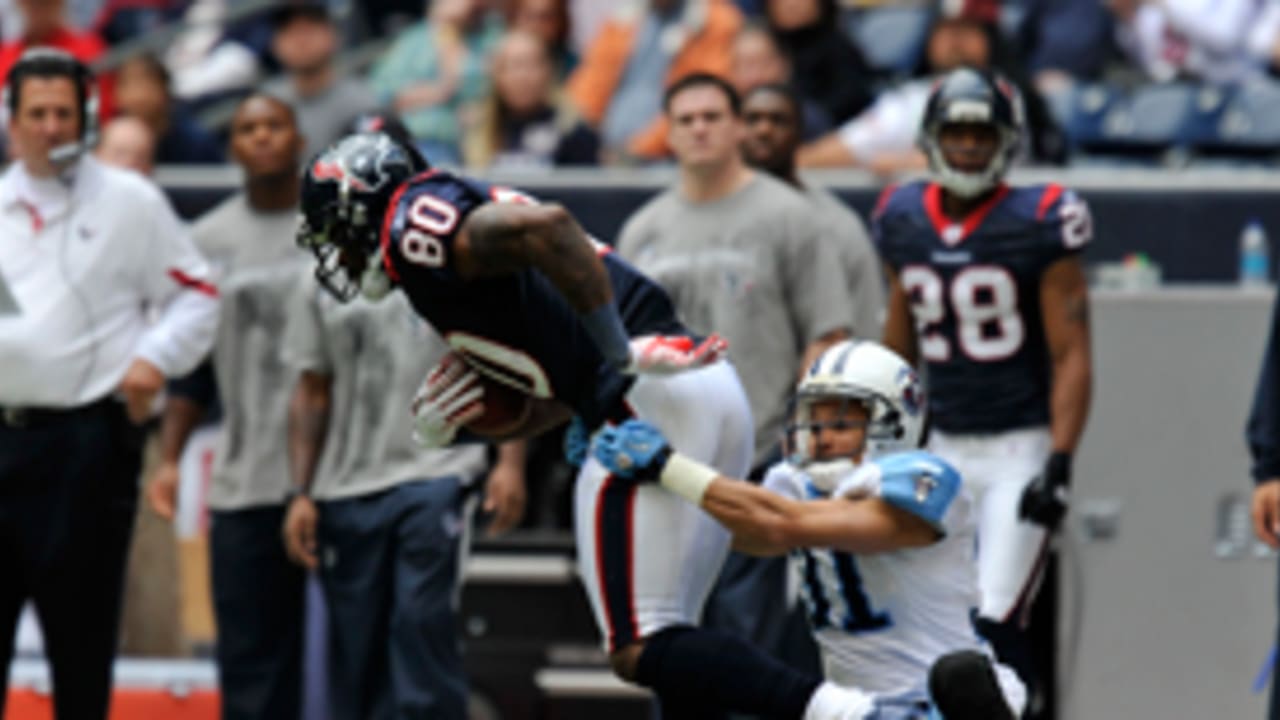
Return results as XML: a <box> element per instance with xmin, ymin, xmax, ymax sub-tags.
<box><xmin>873</xmin><ymin>451</ymin><xmax>962</xmax><ymax>530</ymax></box>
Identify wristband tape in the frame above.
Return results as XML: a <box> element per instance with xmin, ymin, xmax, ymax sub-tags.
<box><xmin>659</xmin><ymin>452</ymin><xmax>719</xmax><ymax>505</ymax></box>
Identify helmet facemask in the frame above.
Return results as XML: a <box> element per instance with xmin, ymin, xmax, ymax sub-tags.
<box><xmin>917</xmin><ymin>67</ymin><xmax>1025</xmax><ymax>199</ymax></box>
<box><xmin>786</xmin><ymin>388</ymin><xmax>905</xmax><ymax>493</ymax></box>
<box><xmin>297</xmin><ymin>184</ymin><xmax>389</xmax><ymax>303</ymax></box>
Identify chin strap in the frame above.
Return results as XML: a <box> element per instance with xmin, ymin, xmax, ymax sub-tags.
<box><xmin>360</xmin><ymin>249</ymin><xmax>392</xmax><ymax>301</ymax></box>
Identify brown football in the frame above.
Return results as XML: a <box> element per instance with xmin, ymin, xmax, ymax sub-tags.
<box><xmin>452</xmin><ymin>357</ymin><xmax>533</xmax><ymax>437</ymax></box>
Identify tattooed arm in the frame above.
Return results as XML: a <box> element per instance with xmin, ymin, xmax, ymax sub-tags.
<box><xmin>1041</xmin><ymin>256</ymin><xmax>1093</xmax><ymax>454</ymax></box>
<box><xmin>452</xmin><ymin>202</ymin><xmax>629</xmax><ymax>367</ymax></box>
<box><xmin>453</xmin><ymin>202</ymin><xmax>612</xmax><ymax>314</ymax></box>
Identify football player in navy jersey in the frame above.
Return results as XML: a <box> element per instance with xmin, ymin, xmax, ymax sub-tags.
<box><xmin>296</xmin><ymin>132</ymin><xmax>875</xmax><ymax>719</ymax></box>
<box><xmin>875</xmin><ymin>67</ymin><xmax>1093</xmax><ymax>716</ymax></box>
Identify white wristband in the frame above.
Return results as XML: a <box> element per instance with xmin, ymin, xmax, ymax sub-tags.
<box><xmin>659</xmin><ymin>452</ymin><xmax>719</xmax><ymax>505</ymax></box>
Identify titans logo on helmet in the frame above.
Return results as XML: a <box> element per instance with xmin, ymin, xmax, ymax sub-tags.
<box><xmin>897</xmin><ymin>365</ymin><xmax>923</xmax><ymax>417</ymax></box>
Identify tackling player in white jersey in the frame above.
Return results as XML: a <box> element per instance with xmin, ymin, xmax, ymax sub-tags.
<box><xmin>591</xmin><ymin>340</ymin><xmax>1025</xmax><ymax>719</ymax></box>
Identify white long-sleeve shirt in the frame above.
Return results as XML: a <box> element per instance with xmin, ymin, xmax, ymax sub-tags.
<box><xmin>1119</xmin><ymin>0</ymin><xmax>1269</xmax><ymax>84</ymax></box>
<box><xmin>0</xmin><ymin>156</ymin><xmax>219</xmax><ymax>407</ymax></box>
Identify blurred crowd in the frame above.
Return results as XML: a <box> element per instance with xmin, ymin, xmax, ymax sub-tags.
<box><xmin>6</xmin><ymin>0</ymin><xmax>1280</xmax><ymax>173</ymax></box>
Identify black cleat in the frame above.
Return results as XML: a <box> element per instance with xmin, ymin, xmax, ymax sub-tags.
<box><xmin>927</xmin><ymin>650</ymin><xmax>1016</xmax><ymax>720</ymax></box>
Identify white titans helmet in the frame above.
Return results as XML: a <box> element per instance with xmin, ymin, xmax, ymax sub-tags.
<box><xmin>785</xmin><ymin>340</ymin><xmax>927</xmax><ymax>491</ymax></box>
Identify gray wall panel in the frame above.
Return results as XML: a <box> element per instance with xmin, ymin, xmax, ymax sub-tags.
<box><xmin>1064</xmin><ymin>288</ymin><xmax>1276</xmax><ymax>718</ymax></box>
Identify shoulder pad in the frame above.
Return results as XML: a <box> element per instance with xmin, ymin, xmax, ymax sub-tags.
<box><xmin>762</xmin><ymin>462</ymin><xmax>811</xmax><ymax>500</ymax></box>
<box><xmin>1028</xmin><ymin>183</ymin><xmax>1092</xmax><ymax>252</ymax></box>
<box><xmin>871</xmin><ymin>451</ymin><xmax>961</xmax><ymax>529</ymax></box>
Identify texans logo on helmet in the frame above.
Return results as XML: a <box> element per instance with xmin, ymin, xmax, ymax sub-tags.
<box><xmin>311</xmin><ymin>159</ymin><xmax>369</xmax><ymax>191</ymax></box>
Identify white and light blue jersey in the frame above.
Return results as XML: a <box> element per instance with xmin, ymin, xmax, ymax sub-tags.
<box><xmin>763</xmin><ymin>452</ymin><xmax>992</xmax><ymax>698</ymax></box>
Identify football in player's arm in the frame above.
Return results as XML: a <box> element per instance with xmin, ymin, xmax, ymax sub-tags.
<box><xmin>296</xmin><ymin>134</ymin><xmax>726</xmax><ymax>445</ymax></box>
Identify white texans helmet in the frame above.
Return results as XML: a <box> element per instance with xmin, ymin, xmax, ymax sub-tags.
<box><xmin>785</xmin><ymin>340</ymin><xmax>927</xmax><ymax>491</ymax></box>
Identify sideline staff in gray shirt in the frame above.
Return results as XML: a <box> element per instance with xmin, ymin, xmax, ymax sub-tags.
<box><xmin>740</xmin><ymin>83</ymin><xmax>884</xmax><ymax>340</ymax></box>
<box><xmin>617</xmin><ymin>74</ymin><xmax>852</xmax><ymax>470</ymax></box>
<box><xmin>146</xmin><ymin>94</ymin><xmax>310</xmax><ymax>720</ymax></box>
<box><xmin>0</xmin><ymin>50</ymin><xmax>218</xmax><ymax>719</ymax></box>
<box><xmin>280</xmin><ymin>269</ymin><xmax>527</xmax><ymax>719</ymax></box>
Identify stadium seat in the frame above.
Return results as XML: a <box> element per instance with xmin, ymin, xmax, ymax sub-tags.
<box><xmin>1195</xmin><ymin>79</ymin><xmax>1280</xmax><ymax>162</ymax></box>
<box><xmin>1066</xmin><ymin>82</ymin><xmax>1215</xmax><ymax>166</ymax></box>
<box><xmin>846</xmin><ymin>6</ymin><xmax>931</xmax><ymax>76</ymax></box>
<box><xmin>1060</xmin><ymin>82</ymin><xmax>1124</xmax><ymax>146</ymax></box>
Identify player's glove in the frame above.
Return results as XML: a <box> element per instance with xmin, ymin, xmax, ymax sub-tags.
<box><xmin>622</xmin><ymin>334</ymin><xmax>728</xmax><ymax>375</ymax></box>
<box><xmin>410</xmin><ymin>357</ymin><xmax>485</xmax><ymax>448</ymax></box>
<box><xmin>563</xmin><ymin>415</ymin><xmax>590</xmax><ymax>467</ymax></box>
<box><xmin>1018</xmin><ymin>451</ymin><xmax>1072</xmax><ymax>531</ymax></box>
<box><xmin>591</xmin><ymin>419</ymin><xmax>673</xmax><ymax>484</ymax></box>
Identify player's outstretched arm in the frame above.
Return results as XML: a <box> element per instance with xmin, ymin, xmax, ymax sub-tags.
<box><xmin>592</xmin><ymin>420</ymin><xmax>939</xmax><ymax>556</ymax></box>
<box><xmin>881</xmin><ymin>265</ymin><xmax>920</xmax><ymax>367</ymax></box>
<box><xmin>1040</xmin><ymin>256</ymin><xmax>1092</xmax><ymax>455</ymax></box>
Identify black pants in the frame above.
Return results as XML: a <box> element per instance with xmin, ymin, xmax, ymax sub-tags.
<box><xmin>0</xmin><ymin>399</ymin><xmax>142</xmax><ymax>720</ymax></box>
<box><xmin>211</xmin><ymin>505</ymin><xmax>306</xmax><ymax>720</ymax></box>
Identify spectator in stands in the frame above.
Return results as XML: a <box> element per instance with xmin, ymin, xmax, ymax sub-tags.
<box><xmin>463</xmin><ymin>30</ymin><xmax>598</xmax><ymax>170</ymax></box>
<box><xmin>798</xmin><ymin>0</ymin><xmax>1065</xmax><ymax>172</ymax></box>
<box><xmin>617</xmin><ymin>73</ymin><xmax>852</xmax><ymax>665</ymax></box>
<box><xmin>1016</xmin><ymin>0</ymin><xmax>1115</xmax><ymax>96</ymax></box>
<box><xmin>146</xmin><ymin>94</ymin><xmax>309</xmax><ymax>720</ymax></box>
<box><xmin>568</xmin><ymin>0</ymin><xmax>742</xmax><ymax>163</ymax></box>
<box><xmin>266</xmin><ymin>2</ymin><xmax>378</xmax><ymax>162</ymax></box>
<box><xmin>509</xmin><ymin>0</ymin><xmax>577</xmax><ymax>77</ymax></box>
<box><xmin>740</xmin><ymin>83</ymin><xmax>882</xmax><ymax>341</ymax></box>
<box><xmin>114</xmin><ymin>53</ymin><xmax>223</xmax><ymax>165</ymax></box>
<box><xmin>164</xmin><ymin>0</ymin><xmax>277</xmax><ymax>104</ymax></box>
<box><xmin>763</xmin><ymin>0</ymin><xmax>874</xmax><ymax>126</ymax></box>
<box><xmin>730</xmin><ymin>21</ymin><xmax>831</xmax><ymax>139</ymax></box>
<box><xmin>96</xmin><ymin>114</ymin><xmax>157</xmax><ymax>176</ymax></box>
<box><xmin>93</xmin><ymin>0</ymin><xmax>187</xmax><ymax>47</ymax></box>
<box><xmin>0</xmin><ymin>0</ymin><xmax>113</xmax><ymax>120</ymax></box>
<box><xmin>369</xmin><ymin>0</ymin><xmax>503</xmax><ymax>166</ymax></box>
<box><xmin>1109</xmin><ymin>0</ymin><xmax>1272</xmax><ymax>85</ymax></box>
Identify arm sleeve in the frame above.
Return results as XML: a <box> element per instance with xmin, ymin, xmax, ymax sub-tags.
<box><xmin>1038</xmin><ymin>186</ymin><xmax>1094</xmax><ymax>264</ymax></box>
<box><xmin>280</xmin><ymin>269</ymin><xmax>333</xmax><ymax>374</ymax></box>
<box><xmin>1248</xmin><ymin>290</ymin><xmax>1280</xmax><ymax>483</ymax></box>
<box><xmin>836</xmin><ymin>90</ymin><xmax>918</xmax><ymax>165</ymax></box>
<box><xmin>1160</xmin><ymin>0</ymin><xmax>1259</xmax><ymax>54</ymax></box>
<box><xmin>782</xmin><ymin>211</ymin><xmax>855</xmax><ymax>346</ymax></box>
<box><xmin>134</xmin><ymin>187</ymin><xmax>220</xmax><ymax>378</ymax></box>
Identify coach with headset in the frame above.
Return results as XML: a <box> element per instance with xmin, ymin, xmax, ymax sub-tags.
<box><xmin>0</xmin><ymin>49</ymin><xmax>218</xmax><ymax>718</ymax></box>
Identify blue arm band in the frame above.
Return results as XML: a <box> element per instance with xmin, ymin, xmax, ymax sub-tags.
<box><xmin>581</xmin><ymin>304</ymin><xmax>631</xmax><ymax>369</ymax></box>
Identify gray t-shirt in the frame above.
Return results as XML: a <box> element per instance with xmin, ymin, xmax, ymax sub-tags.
<box><xmin>265</xmin><ymin>76</ymin><xmax>379</xmax><ymax>162</ymax></box>
<box><xmin>617</xmin><ymin>173</ymin><xmax>853</xmax><ymax>466</ymax></box>
<box><xmin>281</xmin><ymin>273</ymin><xmax>486</xmax><ymax>501</ymax></box>
<box><xmin>804</xmin><ymin>185</ymin><xmax>885</xmax><ymax>340</ymax></box>
<box><xmin>195</xmin><ymin>195</ymin><xmax>308</xmax><ymax>511</ymax></box>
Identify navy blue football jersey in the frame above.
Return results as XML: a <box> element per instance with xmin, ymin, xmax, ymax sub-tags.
<box><xmin>873</xmin><ymin>181</ymin><xmax>1092</xmax><ymax>433</ymax></box>
<box><xmin>378</xmin><ymin>170</ymin><xmax>688</xmax><ymax>428</ymax></box>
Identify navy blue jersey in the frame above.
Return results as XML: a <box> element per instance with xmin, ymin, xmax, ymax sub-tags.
<box><xmin>874</xmin><ymin>181</ymin><xmax>1092</xmax><ymax>433</ymax></box>
<box><xmin>378</xmin><ymin>170</ymin><xmax>688</xmax><ymax>428</ymax></box>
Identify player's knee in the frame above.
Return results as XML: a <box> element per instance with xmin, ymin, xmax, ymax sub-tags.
<box><xmin>608</xmin><ymin>640</ymin><xmax>645</xmax><ymax>683</ymax></box>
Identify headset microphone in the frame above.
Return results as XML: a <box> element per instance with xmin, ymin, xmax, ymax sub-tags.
<box><xmin>48</xmin><ymin>141</ymin><xmax>84</xmax><ymax>169</ymax></box>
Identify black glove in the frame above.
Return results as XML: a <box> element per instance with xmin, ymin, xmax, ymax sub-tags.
<box><xmin>1019</xmin><ymin>451</ymin><xmax>1072</xmax><ymax>531</ymax></box>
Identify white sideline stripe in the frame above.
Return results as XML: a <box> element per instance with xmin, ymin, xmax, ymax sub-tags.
<box><xmin>464</xmin><ymin>553</ymin><xmax>576</xmax><ymax>584</ymax></box>
<box><xmin>534</xmin><ymin>668</ymin><xmax>651</xmax><ymax>699</ymax></box>
<box><xmin>9</xmin><ymin>658</ymin><xmax>218</xmax><ymax>691</ymax></box>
